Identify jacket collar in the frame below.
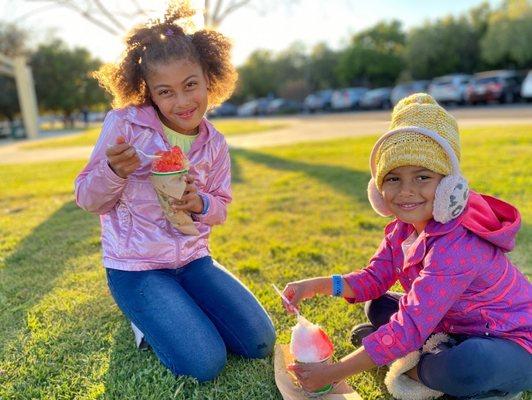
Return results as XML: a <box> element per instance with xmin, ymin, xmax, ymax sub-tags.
<box><xmin>123</xmin><ymin>104</ymin><xmax>215</xmax><ymax>152</ymax></box>
<box><xmin>386</xmin><ymin>210</ymin><xmax>465</xmax><ymax>269</ymax></box>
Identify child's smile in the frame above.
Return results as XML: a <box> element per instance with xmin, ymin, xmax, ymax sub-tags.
<box><xmin>396</xmin><ymin>201</ymin><xmax>426</xmax><ymax>211</ymax></box>
<box><xmin>146</xmin><ymin>59</ymin><xmax>210</xmax><ymax>135</ymax></box>
<box><xmin>381</xmin><ymin>166</ymin><xmax>444</xmax><ymax>233</ymax></box>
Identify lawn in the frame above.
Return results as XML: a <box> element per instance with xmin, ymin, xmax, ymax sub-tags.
<box><xmin>0</xmin><ymin>124</ymin><xmax>530</xmax><ymax>399</ymax></box>
<box><xmin>22</xmin><ymin>118</ymin><xmax>287</xmax><ymax>150</ymax></box>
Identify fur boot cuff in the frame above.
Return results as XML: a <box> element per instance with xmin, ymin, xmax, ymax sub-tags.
<box><xmin>384</xmin><ymin>333</ymin><xmax>451</xmax><ymax>400</ymax></box>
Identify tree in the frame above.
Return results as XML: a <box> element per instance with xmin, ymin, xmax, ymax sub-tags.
<box><xmin>233</xmin><ymin>43</ymin><xmax>313</xmax><ymax>102</ymax></box>
<box><xmin>307</xmin><ymin>43</ymin><xmax>341</xmax><ymax>90</ymax></box>
<box><xmin>405</xmin><ymin>16</ymin><xmax>479</xmax><ymax>79</ymax></box>
<box><xmin>23</xmin><ymin>0</ymin><xmax>293</xmax><ymax>31</ymax></box>
<box><xmin>233</xmin><ymin>49</ymin><xmax>278</xmax><ymax>102</ymax></box>
<box><xmin>30</xmin><ymin>39</ymin><xmax>107</xmax><ymax>127</ymax></box>
<box><xmin>468</xmin><ymin>0</ymin><xmax>492</xmax><ymax>38</ymax></box>
<box><xmin>481</xmin><ymin>0</ymin><xmax>532</xmax><ymax>68</ymax></box>
<box><xmin>336</xmin><ymin>20</ymin><xmax>405</xmax><ymax>87</ymax></box>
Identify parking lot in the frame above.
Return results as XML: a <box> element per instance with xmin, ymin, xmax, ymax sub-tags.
<box><xmin>223</xmin><ymin>103</ymin><xmax>532</xmax><ymax>149</ymax></box>
<box><xmin>2</xmin><ymin>103</ymin><xmax>531</xmax><ymax>165</ymax></box>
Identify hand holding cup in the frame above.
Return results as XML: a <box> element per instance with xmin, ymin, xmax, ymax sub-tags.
<box><xmin>169</xmin><ymin>175</ymin><xmax>204</xmax><ymax>214</ymax></box>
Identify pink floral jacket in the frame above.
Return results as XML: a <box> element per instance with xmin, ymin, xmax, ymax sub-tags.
<box><xmin>343</xmin><ymin>192</ymin><xmax>532</xmax><ymax>365</ymax></box>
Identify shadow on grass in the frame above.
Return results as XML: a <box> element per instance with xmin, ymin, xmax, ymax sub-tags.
<box><xmin>230</xmin><ymin>152</ymin><xmax>244</xmax><ymax>184</ymax></box>
<box><xmin>231</xmin><ymin>147</ymin><xmax>372</xmax><ymax>205</ymax></box>
<box><xmin>0</xmin><ymin>201</ymin><xmax>99</xmax><ymax>349</ymax></box>
<box><xmin>102</xmin><ymin>320</ymin><xmax>281</xmax><ymax>400</ymax></box>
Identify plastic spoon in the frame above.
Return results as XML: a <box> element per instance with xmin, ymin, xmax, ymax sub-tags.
<box><xmin>272</xmin><ymin>283</ymin><xmax>301</xmax><ymax>318</ymax></box>
<box><xmin>135</xmin><ymin>148</ymin><xmax>161</xmax><ymax>159</ymax></box>
<box><xmin>106</xmin><ymin>144</ymin><xmax>161</xmax><ymax>159</ymax></box>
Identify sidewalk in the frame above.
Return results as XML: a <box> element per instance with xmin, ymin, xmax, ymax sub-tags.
<box><xmin>1</xmin><ymin>112</ymin><xmax>532</xmax><ymax>165</ymax></box>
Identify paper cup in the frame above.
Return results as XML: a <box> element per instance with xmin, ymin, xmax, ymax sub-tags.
<box><xmin>150</xmin><ymin>169</ymin><xmax>200</xmax><ymax>236</ymax></box>
<box><xmin>294</xmin><ymin>356</ymin><xmax>334</xmax><ymax>397</ymax></box>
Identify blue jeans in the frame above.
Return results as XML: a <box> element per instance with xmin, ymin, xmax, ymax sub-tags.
<box><xmin>364</xmin><ymin>292</ymin><xmax>532</xmax><ymax>398</ymax></box>
<box><xmin>106</xmin><ymin>256</ymin><xmax>276</xmax><ymax>382</ymax></box>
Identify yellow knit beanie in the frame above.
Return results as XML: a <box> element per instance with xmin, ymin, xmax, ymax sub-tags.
<box><xmin>374</xmin><ymin>93</ymin><xmax>460</xmax><ymax>190</ymax></box>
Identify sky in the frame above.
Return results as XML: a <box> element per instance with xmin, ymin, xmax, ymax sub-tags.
<box><xmin>1</xmin><ymin>0</ymin><xmax>501</xmax><ymax>66</ymax></box>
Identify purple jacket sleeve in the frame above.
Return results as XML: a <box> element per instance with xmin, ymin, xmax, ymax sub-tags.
<box><xmin>362</xmin><ymin>235</ymin><xmax>478</xmax><ymax>366</ymax></box>
<box><xmin>74</xmin><ymin>111</ymin><xmax>129</xmax><ymax>214</ymax></box>
<box><xmin>193</xmin><ymin>139</ymin><xmax>232</xmax><ymax>226</ymax></box>
<box><xmin>342</xmin><ymin>237</ymin><xmax>397</xmax><ymax>303</ymax></box>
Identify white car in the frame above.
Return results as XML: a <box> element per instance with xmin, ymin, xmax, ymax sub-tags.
<box><xmin>429</xmin><ymin>74</ymin><xmax>472</xmax><ymax>105</ymax></box>
<box><xmin>331</xmin><ymin>87</ymin><xmax>368</xmax><ymax>111</ymax></box>
<box><xmin>391</xmin><ymin>81</ymin><xmax>431</xmax><ymax>105</ymax></box>
<box><xmin>521</xmin><ymin>70</ymin><xmax>532</xmax><ymax>100</ymax></box>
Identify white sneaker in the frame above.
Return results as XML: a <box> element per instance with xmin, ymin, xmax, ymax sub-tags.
<box><xmin>130</xmin><ymin>322</ymin><xmax>149</xmax><ymax>350</ymax></box>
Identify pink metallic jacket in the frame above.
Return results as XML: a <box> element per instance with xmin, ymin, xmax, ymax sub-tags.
<box><xmin>75</xmin><ymin>105</ymin><xmax>232</xmax><ymax>271</ymax></box>
<box><xmin>343</xmin><ymin>192</ymin><xmax>532</xmax><ymax>365</ymax></box>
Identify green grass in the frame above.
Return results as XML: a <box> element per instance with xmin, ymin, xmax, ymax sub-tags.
<box><xmin>0</xmin><ymin>125</ymin><xmax>530</xmax><ymax>399</ymax></box>
<box><xmin>22</xmin><ymin>119</ymin><xmax>287</xmax><ymax>150</ymax></box>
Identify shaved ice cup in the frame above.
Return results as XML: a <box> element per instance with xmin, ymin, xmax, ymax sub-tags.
<box><xmin>295</xmin><ymin>358</ymin><xmax>333</xmax><ymax>398</ymax></box>
<box><xmin>290</xmin><ymin>316</ymin><xmax>335</xmax><ymax>397</ymax></box>
<box><xmin>150</xmin><ymin>169</ymin><xmax>200</xmax><ymax>236</ymax></box>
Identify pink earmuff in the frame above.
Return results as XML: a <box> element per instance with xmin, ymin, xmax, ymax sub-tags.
<box><xmin>367</xmin><ymin>126</ymin><xmax>469</xmax><ymax>224</ymax></box>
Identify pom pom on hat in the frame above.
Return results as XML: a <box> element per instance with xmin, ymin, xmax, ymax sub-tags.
<box><xmin>374</xmin><ymin>93</ymin><xmax>460</xmax><ymax>190</ymax></box>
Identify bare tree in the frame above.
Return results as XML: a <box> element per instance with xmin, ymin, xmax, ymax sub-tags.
<box><xmin>20</xmin><ymin>0</ymin><xmax>271</xmax><ymax>33</ymax></box>
<box><xmin>203</xmin><ymin>0</ymin><xmax>252</xmax><ymax>27</ymax></box>
<box><xmin>23</xmin><ymin>0</ymin><xmax>156</xmax><ymax>35</ymax></box>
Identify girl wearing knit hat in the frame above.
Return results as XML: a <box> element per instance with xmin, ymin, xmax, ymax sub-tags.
<box><xmin>283</xmin><ymin>94</ymin><xmax>531</xmax><ymax>400</ymax></box>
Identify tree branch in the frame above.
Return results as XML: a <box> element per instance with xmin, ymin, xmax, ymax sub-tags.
<box><xmin>212</xmin><ymin>0</ymin><xmax>224</xmax><ymax>23</ymax></box>
<box><xmin>131</xmin><ymin>0</ymin><xmax>150</xmax><ymax>17</ymax></box>
<box><xmin>204</xmin><ymin>0</ymin><xmax>211</xmax><ymax>26</ymax></box>
<box><xmin>93</xmin><ymin>0</ymin><xmax>126</xmax><ymax>31</ymax></box>
<box><xmin>24</xmin><ymin>0</ymin><xmax>120</xmax><ymax>35</ymax></box>
<box><xmin>216</xmin><ymin>0</ymin><xmax>251</xmax><ymax>26</ymax></box>
<box><xmin>13</xmin><ymin>3</ymin><xmax>62</xmax><ymax>22</ymax></box>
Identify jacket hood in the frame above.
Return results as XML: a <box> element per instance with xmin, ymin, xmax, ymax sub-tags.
<box><xmin>461</xmin><ymin>191</ymin><xmax>521</xmax><ymax>252</ymax></box>
<box><xmin>391</xmin><ymin>191</ymin><xmax>521</xmax><ymax>254</ymax></box>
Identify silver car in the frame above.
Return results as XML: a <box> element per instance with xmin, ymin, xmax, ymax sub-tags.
<box><xmin>331</xmin><ymin>87</ymin><xmax>368</xmax><ymax>111</ymax></box>
<box><xmin>429</xmin><ymin>74</ymin><xmax>472</xmax><ymax>105</ymax></box>
<box><xmin>391</xmin><ymin>81</ymin><xmax>431</xmax><ymax>105</ymax></box>
<box><xmin>521</xmin><ymin>70</ymin><xmax>532</xmax><ymax>101</ymax></box>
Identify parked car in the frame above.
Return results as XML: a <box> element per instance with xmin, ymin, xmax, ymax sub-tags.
<box><xmin>359</xmin><ymin>87</ymin><xmax>393</xmax><ymax>110</ymax></box>
<box><xmin>303</xmin><ymin>89</ymin><xmax>333</xmax><ymax>113</ymax></box>
<box><xmin>267</xmin><ymin>98</ymin><xmax>302</xmax><ymax>115</ymax></box>
<box><xmin>466</xmin><ymin>70</ymin><xmax>523</xmax><ymax>104</ymax></box>
<box><xmin>0</xmin><ymin>119</ymin><xmax>24</xmax><ymax>139</ymax></box>
<box><xmin>237</xmin><ymin>98</ymin><xmax>272</xmax><ymax>117</ymax></box>
<box><xmin>0</xmin><ymin>121</ymin><xmax>10</xmax><ymax>138</ymax></box>
<box><xmin>208</xmin><ymin>102</ymin><xmax>237</xmax><ymax>118</ymax></box>
<box><xmin>391</xmin><ymin>80</ymin><xmax>431</xmax><ymax>105</ymax></box>
<box><xmin>428</xmin><ymin>74</ymin><xmax>471</xmax><ymax>105</ymax></box>
<box><xmin>520</xmin><ymin>70</ymin><xmax>532</xmax><ymax>101</ymax></box>
<box><xmin>331</xmin><ymin>87</ymin><xmax>368</xmax><ymax>111</ymax></box>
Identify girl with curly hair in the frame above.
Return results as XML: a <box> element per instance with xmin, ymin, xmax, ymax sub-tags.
<box><xmin>75</xmin><ymin>4</ymin><xmax>275</xmax><ymax>382</ymax></box>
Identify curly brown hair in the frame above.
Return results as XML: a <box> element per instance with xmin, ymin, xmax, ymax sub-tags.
<box><xmin>93</xmin><ymin>3</ymin><xmax>237</xmax><ymax>109</ymax></box>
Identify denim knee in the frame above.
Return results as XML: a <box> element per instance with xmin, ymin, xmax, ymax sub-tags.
<box><xmin>163</xmin><ymin>342</ymin><xmax>227</xmax><ymax>382</ymax></box>
<box><xmin>245</xmin><ymin>325</ymin><xmax>276</xmax><ymax>359</ymax></box>
<box><xmin>447</xmin><ymin>340</ymin><xmax>499</xmax><ymax>390</ymax></box>
<box><xmin>420</xmin><ymin>339</ymin><xmax>499</xmax><ymax>397</ymax></box>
